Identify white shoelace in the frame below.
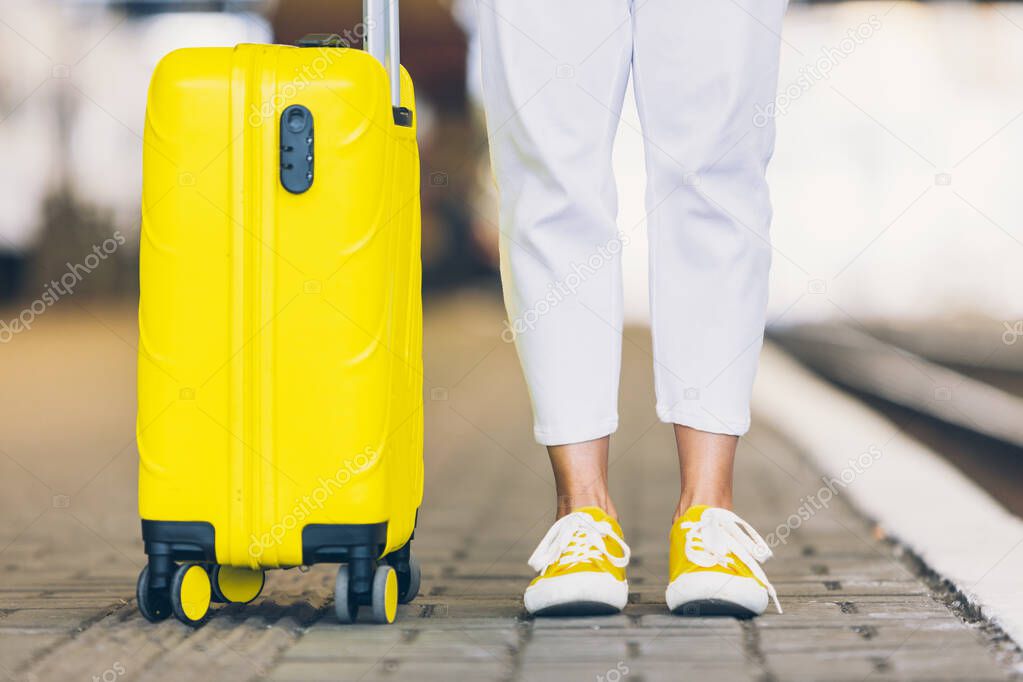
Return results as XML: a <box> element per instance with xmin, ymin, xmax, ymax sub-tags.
<box><xmin>681</xmin><ymin>508</ymin><xmax>782</xmax><ymax>614</ymax></box>
<box><xmin>528</xmin><ymin>512</ymin><xmax>631</xmax><ymax>574</ymax></box>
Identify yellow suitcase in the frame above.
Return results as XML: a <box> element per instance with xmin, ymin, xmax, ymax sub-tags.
<box><xmin>136</xmin><ymin>0</ymin><xmax>422</xmax><ymax>626</ymax></box>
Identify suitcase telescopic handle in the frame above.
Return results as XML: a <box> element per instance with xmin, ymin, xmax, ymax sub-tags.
<box><xmin>363</xmin><ymin>0</ymin><xmax>402</xmax><ymax>110</ymax></box>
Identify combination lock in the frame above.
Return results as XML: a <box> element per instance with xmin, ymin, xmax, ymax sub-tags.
<box><xmin>280</xmin><ymin>105</ymin><xmax>314</xmax><ymax>194</ymax></box>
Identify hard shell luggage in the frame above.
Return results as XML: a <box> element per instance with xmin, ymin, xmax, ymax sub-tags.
<box><xmin>136</xmin><ymin>0</ymin><xmax>423</xmax><ymax>626</ymax></box>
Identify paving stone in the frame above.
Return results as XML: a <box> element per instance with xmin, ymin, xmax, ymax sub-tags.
<box><xmin>759</xmin><ymin>620</ymin><xmax>988</xmax><ymax>653</ymax></box>
<box><xmin>521</xmin><ymin>633</ymin><xmax>630</xmax><ymax>662</ymax></box>
<box><xmin>0</xmin><ymin>633</ymin><xmax>62</xmax><ymax>672</ymax></box>
<box><xmin>768</xmin><ymin>647</ymin><xmax>1011</xmax><ymax>682</ymax></box>
<box><xmin>766</xmin><ymin>556</ymin><xmax>918</xmax><ymax>582</ymax></box>
<box><xmin>0</xmin><ymin>607</ymin><xmax>107</xmax><ymax>632</ymax></box>
<box><xmin>267</xmin><ymin>659</ymin><xmax>511</xmax><ymax>681</ymax></box>
<box><xmin>283</xmin><ymin>628</ymin><xmax>405</xmax><ymax>660</ymax></box>
<box><xmin>523</xmin><ymin>658</ymin><xmax>757</xmax><ymax>678</ymax></box>
<box><xmin>773</xmin><ymin>578</ymin><xmax>928</xmax><ymax>598</ymax></box>
<box><xmin>637</xmin><ymin>615</ymin><xmax>744</xmax><ymax>633</ymax></box>
<box><xmin>531</xmin><ymin>614</ymin><xmax>631</xmax><ymax>630</ymax></box>
<box><xmin>413</xmin><ymin>598</ymin><xmax>525</xmax><ymax>619</ymax></box>
<box><xmin>518</xmin><ymin>660</ymin><xmax>637</xmax><ymax>682</ymax></box>
<box><xmin>0</xmin><ymin>591</ymin><xmax>46</xmax><ymax>609</ymax></box>
<box><xmin>633</xmin><ymin>632</ymin><xmax>746</xmax><ymax>662</ymax></box>
<box><xmin>386</xmin><ymin>629</ymin><xmax>516</xmax><ymax>663</ymax></box>
<box><xmin>390</xmin><ymin>617</ymin><xmax>523</xmax><ymax>631</ymax></box>
<box><xmin>623</xmin><ymin>661</ymin><xmax>755</xmax><ymax>682</ymax></box>
<box><xmin>756</xmin><ymin>595</ymin><xmax>953</xmax><ymax>628</ymax></box>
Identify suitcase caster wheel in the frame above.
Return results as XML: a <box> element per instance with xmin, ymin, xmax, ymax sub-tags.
<box><xmin>398</xmin><ymin>557</ymin><xmax>421</xmax><ymax>604</ymax></box>
<box><xmin>210</xmin><ymin>565</ymin><xmax>265</xmax><ymax>604</ymax></box>
<box><xmin>369</xmin><ymin>564</ymin><xmax>398</xmax><ymax>624</ymax></box>
<box><xmin>334</xmin><ymin>565</ymin><xmax>359</xmax><ymax>624</ymax></box>
<box><xmin>206</xmin><ymin>565</ymin><xmax>225</xmax><ymax>603</ymax></box>
<box><xmin>136</xmin><ymin>565</ymin><xmax>172</xmax><ymax>622</ymax></box>
<box><xmin>170</xmin><ymin>563</ymin><xmax>212</xmax><ymax>627</ymax></box>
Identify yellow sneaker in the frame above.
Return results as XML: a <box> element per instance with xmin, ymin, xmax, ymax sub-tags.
<box><xmin>524</xmin><ymin>507</ymin><xmax>630</xmax><ymax>616</ymax></box>
<box><xmin>666</xmin><ymin>505</ymin><xmax>781</xmax><ymax>617</ymax></box>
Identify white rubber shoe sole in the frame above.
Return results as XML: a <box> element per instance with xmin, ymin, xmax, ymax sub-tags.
<box><xmin>666</xmin><ymin>571</ymin><xmax>768</xmax><ymax>618</ymax></box>
<box><xmin>524</xmin><ymin>572</ymin><xmax>628</xmax><ymax>617</ymax></box>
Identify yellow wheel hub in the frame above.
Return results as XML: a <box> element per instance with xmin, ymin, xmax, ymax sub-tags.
<box><xmin>178</xmin><ymin>565</ymin><xmax>211</xmax><ymax>622</ymax></box>
<box><xmin>384</xmin><ymin>568</ymin><xmax>398</xmax><ymax>623</ymax></box>
<box><xmin>216</xmin><ymin>566</ymin><xmax>264</xmax><ymax>604</ymax></box>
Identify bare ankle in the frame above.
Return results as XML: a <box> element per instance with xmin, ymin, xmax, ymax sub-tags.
<box><xmin>672</xmin><ymin>424</ymin><xmax>737</xmax><ymax>523</ymax></box>
<box><xmin>673</xmin><ymin>493</ymin><xmax>732</xmax><ymax>523</ymax></box>
<box><xmin>557</xmin><ymin>494</ymin><xmax>618</xmax><ymax>521</ymax></box>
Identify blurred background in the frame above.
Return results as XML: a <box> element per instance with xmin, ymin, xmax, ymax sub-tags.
<box><xmin>3</xmin><ymin>0</ymin><xmax>1022</xmax><ymax>309</ymax></box>
<box><xmin>1</xmin><ymin>0</ymin><xmax>1022</xmax><ymax>600</ymax></box>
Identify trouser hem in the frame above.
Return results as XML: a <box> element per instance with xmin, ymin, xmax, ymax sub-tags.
<box><xmin>533</xmin><ymin>419</ymin><xmax>619</xmax><ymax>447</ymax></box>
<box><xmin>657</xmin><ymin>407</ymin><xmax>750</xmax><ymax>437</ymax></box>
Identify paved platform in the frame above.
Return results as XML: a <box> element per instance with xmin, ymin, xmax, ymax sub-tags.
<box><xmin>0</xmin><ymin>293</ymin><xmax>1017</xmax><ymax>681</ymax></box>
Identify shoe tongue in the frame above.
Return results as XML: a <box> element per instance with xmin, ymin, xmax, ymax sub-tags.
<box><xmin>573</xmin><ymin>506</ymin><xmax>622</xmax><ymax>535</ymax></box>
<box><xmin>682</xmin><ymin>504</ymin><xmax>711</xmax><ymax>523</ymax></box>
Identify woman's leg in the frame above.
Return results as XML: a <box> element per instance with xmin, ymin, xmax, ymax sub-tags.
<box><xmin>632</xmin><ymin>0</ymin><xmax>786</xmax><ymax>439</ymax></box>
<box><xmin>476</xmin><ymin>0</ymin><xmax>634</xmax><ymax>616</ymax></box>
<box><xmin>550</xmin><ymin>436</ymin><xmax>617</xmax><ymax>520</ymax></box>
<box><xmin>632</xmin><ymin>0</ymin><xmax>788</xmax><ymax>616</ymax></box>
<box><xmin>673</xmin><ymin>425</ymin><xmax>735</xmax><ymax>521</ymax></box>
<box><xmin>477</xmin><ymin>0</ymin><xmax>632</xmax><ymax>453</ymax></box>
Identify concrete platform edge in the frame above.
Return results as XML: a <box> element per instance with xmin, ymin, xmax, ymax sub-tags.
<box><xmin>754</xmin><ymin>342</ymin><xmax>1023</xmax><ymax>652</ymax></box>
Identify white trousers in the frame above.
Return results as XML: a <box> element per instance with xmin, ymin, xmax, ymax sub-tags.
<box><xmin>477</xmin><ymin>0</ymin><xmax>788</xmax><ymax>445</ymax></box>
